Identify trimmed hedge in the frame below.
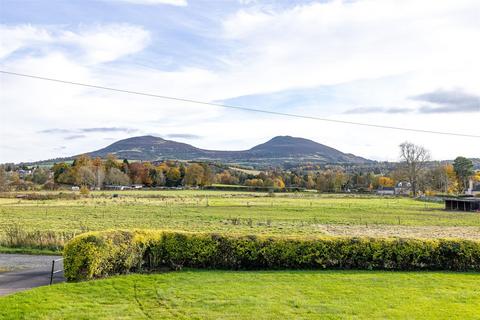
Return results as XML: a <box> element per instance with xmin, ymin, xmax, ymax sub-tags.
<box><xmin>64</xmin><ymin>230</ymin><xmax>480</xmax><ymax>281</ymax></box>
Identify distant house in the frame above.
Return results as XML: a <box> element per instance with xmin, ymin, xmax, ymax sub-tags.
<box><xmin>466</xmin><ymin>179</ymin><xmax>480</xmax><ymax>196</ymax></box>
<box><xmin>17</xmin><ymin>169</ymin><xmax>32</xmax><ymax>178</ymax></box>
<box><xmin>473</xmin><ymin>184</ymin><xmax>480</xmax><ymax>196</ymax></box>
<box><xmin>376</xmin><ymin>186</ymin><xmax>395</xmax><ymax>195</ymax></box>
<box><xmin>376</xmin><ymin>182</ymin><xmax>411</xmax><ymax>196</ymax></box>
<box><xmin>394</xmin><ymin>181</ymin><xmax>411</xmax><ymax>196</ymax></box>
<box><xmin>104</xmin><ymin>185</ymin><xmax>131</xmax><ymax>191</ymax></box>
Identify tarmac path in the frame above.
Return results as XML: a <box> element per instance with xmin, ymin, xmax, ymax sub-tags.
<box><xmin>0</xmin><ymin>254</ymin><xmax>64</xmax><ymax>296</ymax></box>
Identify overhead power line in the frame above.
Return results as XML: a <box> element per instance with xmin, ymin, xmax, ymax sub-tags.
<box><xmin>1</xmin><ymin>69</ymin><xmax>479</xmax><ymax>138</ymax></box>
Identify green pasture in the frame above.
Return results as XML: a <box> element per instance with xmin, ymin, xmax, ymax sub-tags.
<box><xmin>1</xmin><ymin>270</ymin><xmax>479</xmax><ymax>319</ymax></box>
<box><xmin>0</xmin><ymin>191</ymin><xmax>473</xmax><ymax>233</ymax></box>
<box><xmin>1</xmin><ymin>190</ymin><xmax>479</xmax><ymax>251</ymax></box>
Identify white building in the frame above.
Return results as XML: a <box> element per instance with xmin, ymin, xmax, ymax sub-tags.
<box><xmin>376</xmin><ymin>187</ymin><xmax>395</xmax><ymax>195</ymax></box>
<box><xmin>466</xmin><ymin>179</ymin><xmax>480</xmax><ymax>196</ymax></box>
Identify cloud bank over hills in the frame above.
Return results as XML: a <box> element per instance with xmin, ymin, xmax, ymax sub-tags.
<box><xmin>1</xmin><ymin>0</ymin><xmax>479</xmax><ymax>163</ymax></box>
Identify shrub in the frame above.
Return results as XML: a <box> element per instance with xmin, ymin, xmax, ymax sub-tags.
<box><xmin>79</xmin><ymin>185</ymin><xmax>90</xmax><ymax>196</ymax></box>
<box><xmin>63</xmin><ymin>230</ymin><xmax>480</xmax><ymax>281</ymax></box>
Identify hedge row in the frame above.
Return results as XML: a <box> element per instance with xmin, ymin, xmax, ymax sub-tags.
<box><xmin>63</xmin><ymin>230</ymin><xmax>480</xmax><ymax>281</ymax></box>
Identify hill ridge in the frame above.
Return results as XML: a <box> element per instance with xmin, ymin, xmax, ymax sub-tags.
<box><xmin>82</xmin><ymin>135</ymin><xmax>371</xmax><ymax>165</ymax></box>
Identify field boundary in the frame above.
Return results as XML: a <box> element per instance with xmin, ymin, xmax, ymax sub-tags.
<box><xmin>64</xmin><ymin>230</ymin><xmax>480</xmax><ymax>281</ymax></box>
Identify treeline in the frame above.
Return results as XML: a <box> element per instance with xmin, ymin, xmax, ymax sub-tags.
<box><xmin>47</xmin><ymin>155</ymin><xmax>386</xmax><ymax>191</ymax></box>
<box><xmin>50</xmin><ymin>154</ymin><xmax>214</xmax><ymax>188</ymax></box>
<box><xmin>0</xmin><ymin>166</ymin><xmax>51</xmax><ymax>191</ymax></box>
<box><xmin>0</xmin><ymin>151</ymin><xmax>478</xmax><ymax>195</ymax></box>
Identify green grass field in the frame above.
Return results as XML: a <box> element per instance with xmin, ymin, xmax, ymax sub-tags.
<box><xmin>2</xmin><ymin>190</ymin><xmax>480</xmax><ymax>251</ymax></box>
<box><xmin>1</xmin><ymin>270</ymin><xmax>479</xmax><ymax>319</ymax></box>
<box><xmin>1</xmin><ymin>190</ymin><xmax>480</xmax><ymax>318</ymax></box>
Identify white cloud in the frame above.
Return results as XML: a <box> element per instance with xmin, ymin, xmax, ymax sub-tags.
<box><xmin>220</xmin><ymin>0</ymin><xmax>480</xmax><ymax>94</ymax></box>
<box><xmin>0</xmin><ymin>25</ymin><xmax>52</xmax><ymax>59</ymax></box>
<box><xmin>1</xmin><ymin>1</ymin><xmax>479</xmax><ymax>162</ymax></box>
<box><xmin>111</xmin><ymin>0</ymin><xmax>187</xmax><ymax>6</ymax></box>
<box><xmin>60</xmin><ymin>25</ymin><xmax>151</xmax><ymax>64</ymax></box>
<box><xmin>0</xmin><ymin>24</ymin><xmax>150</xmax><ymax>64</ymax></box>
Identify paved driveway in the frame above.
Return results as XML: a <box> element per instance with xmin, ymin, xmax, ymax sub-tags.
<box><xmin>0</xmin><ymin>254</ymin><xmax>64</xmax><ymax>296</ymax></box>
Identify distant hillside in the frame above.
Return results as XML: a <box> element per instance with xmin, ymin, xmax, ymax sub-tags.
<box><xmin>74</xmin><ymin>135</ymin><xmax>373</xmax><ymax>166</ymax></box>
<box><xmin>437</xmin><ymin>158</ymin><xmax>480</xmax><ymax>170</ymax></box>
<box><xmin>88</xmin><ymin>135</ymin><xmax>207</xmax><ymax>160</ymax></box>
<box><xmin>22</xmin><ymin>137</ymin><xmax>478</xmax><ymax>169</ymax></box>
<box><xmin>246</xmin><ymin>136</ymin><xmax>367</xmax><ymax>163</ymax></box>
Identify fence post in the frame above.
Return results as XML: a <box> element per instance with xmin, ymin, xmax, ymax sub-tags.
<box><xmin>50</xmin><ymin>260</ymin><xmax>55</xmax><ymax>285</ymax></box>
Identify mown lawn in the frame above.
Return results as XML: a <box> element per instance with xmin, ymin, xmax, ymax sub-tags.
<box><xmin>1</xmin><ymin>270</ymin><xmax>479</xmax><ymax>319</ymax></box>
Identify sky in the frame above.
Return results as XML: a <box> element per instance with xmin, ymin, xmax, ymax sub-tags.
<box><xmin>0</xmin><ymin>0</ymin><xmax>479</xmax><ymax>163</ymax></box>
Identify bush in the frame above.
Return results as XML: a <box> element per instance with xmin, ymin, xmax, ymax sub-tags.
<box><xmin>79</xmin><ymin>185</ymin><xmax>90</xmax><ymax>196</ymax></box>
<box><xmin>64</xmin><ymin>230</ymin><xmax>480</xmax><ymax>281</ymax></box>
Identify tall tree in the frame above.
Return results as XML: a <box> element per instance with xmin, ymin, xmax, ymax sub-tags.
<box><xmin>424</xmin><ymin>164</ymin><xmax>457</xmax><ymax>194</ymax></box>
<box><xmin>200</xmin><ymin>163</ymin><xmax>213</xmax><ymax>186</ymax></box>
<box><xmin>76</xmin><ymin>166</ymin><xmax>95</xmax><ymax>187</ymax></box>
<box><xmin>52</xmin><ymin>162</ymin><xmax>69</xmax><ymax>183</ymax></box>
<box><xmin>215</xmin><ymin>170</ymin><xmax>239</xmax><ymax>185</ymax></box>
<box><xmin>273</xmin><ymin>177</ymin><xmax>285</xmax><ymax>189</ymax></box>
<box><xmin>150</xmin><ymin>168</ymin><xmax>165</xmax><ymax>186</ymax></box>
<box><xmin>121</xmin><ymin>159</ymin><xmax>130</xmax><ymax>174</ymax></box>
<box><xmin>0</xmin><ymin>165</ymin><xmax>8</xmax><ymax>191</ymax></box>
<box><xmin>32</xmin><ymin>168</ymin><xmax>49</xmax><ymax>185</ymax></box>
<box><xmin>92</xmin><ymin>157</ymin><xmax>105</xmax><ymax>188</ymax></box>
<box><xmin>74</xmin><ymin>154</ymin><xmax>92</xmax><ymax>167</ymax></box>
<box><xmin>184</xmin><ymin>163</ymin><xmax>205</xmax><ymax>186</ymax></box>
<box><xmin>453</xmin><ymin>156</ymin><xmax>474</xmax><ymax>192</ymax></box>
<box><xmin>166</xmin><ymin>167</ymin><xmax>181</xmax><ymax>186</ymax></box>
<box><xmin>105</xmin><ymin>167</ymin><xmax>130</xmax><ymax>185</ymax></box>
<box><xmin>129</xmin><ymin>162</ymin><xmax>148</xmax><ymax>184</ymax></box>
<box><xmin>399</xmin><ymin>142</ymin><xmax>431</xmax><ymax>196</ymax></box>
<box><xmin>104</xmin><ymin>154</ymin><xmax>120</xmax><ymax>171</ymax></box>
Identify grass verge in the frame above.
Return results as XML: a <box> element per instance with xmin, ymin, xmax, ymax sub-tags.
<box><xmin>0</xmin><ymin>246</ymin><xmax>61</xmax><ymax>255</ymax></box>
<box><xmin>1</xmin><ymin>270</ymin><xmax>479</xmax><ymax>319</ymax></box>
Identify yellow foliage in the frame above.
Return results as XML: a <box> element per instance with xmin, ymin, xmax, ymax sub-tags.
<box><xmin>448</xmin><ymin>180</ymin><xmax>460</xmax><ymax>195</ymax></box>
<box><xmin>473</xmin><ymin>172</ymin><xmax>480</xmax><ymax>182</ymax></box>
<box><xmin>378</xmin><ymin>176</ymin><xmax>394</xmax><ymax>187</ymax></box>
<box><xmin>273</xmin><ymin>177</ymin><xmax>285</xmax><ymax>189</ymax></box>
<box><xmin>79</xmin><ymin>185</ymin><xmax>90</xmax><ymax>196</ymax></box>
